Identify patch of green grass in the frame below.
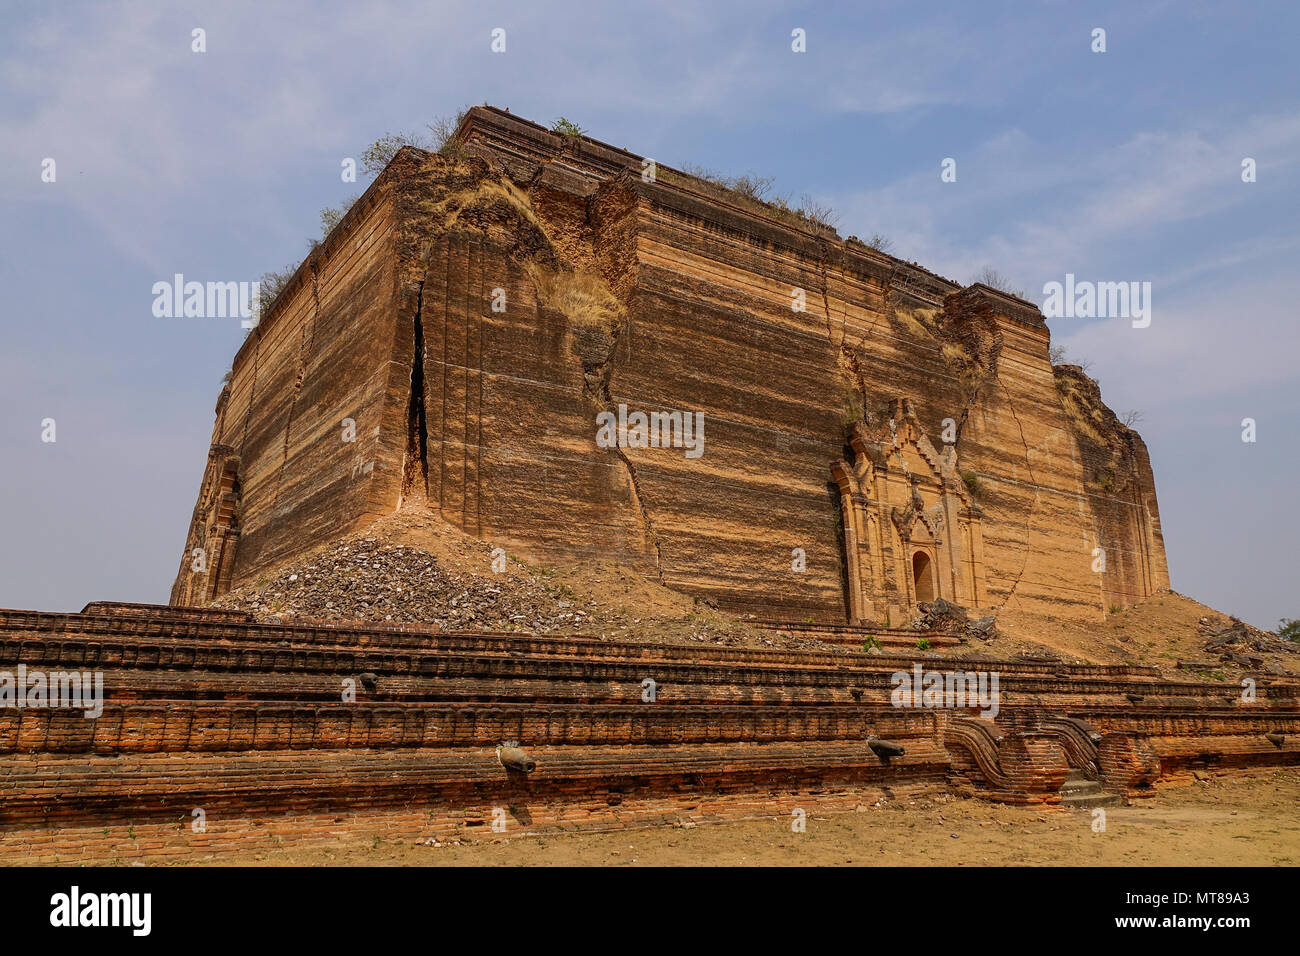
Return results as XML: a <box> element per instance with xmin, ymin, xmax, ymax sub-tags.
<box><xmin>551</xmin><ymin>116</ymin><xmax>586</xmax><ymax>139</ymax></box>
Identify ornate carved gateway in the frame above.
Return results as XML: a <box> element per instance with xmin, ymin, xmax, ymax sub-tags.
<box><xmin>831</xmin><ymin>399</ymin><xmax>987</xmax><ymax>625</ymax></box>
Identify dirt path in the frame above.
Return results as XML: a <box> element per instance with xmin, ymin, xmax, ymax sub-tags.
<box><xmin>171</xmin><ymin>769</ymin><xmax>1300</xmax><ymax>867</ymax></box>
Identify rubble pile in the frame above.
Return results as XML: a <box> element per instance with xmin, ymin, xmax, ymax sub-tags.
<box><xmin>1199</xmin><ymin>616</ymin><xmax>1298</xmax><ymax>672</ymax></box>
<box><xmin>912</xmin><ymin>598</ymin><xmax>999</xmax><ymax>642</ymax></box>
<box><xmin>210</xmin><ymin>531</ymin><xmax>839</xmax><ymax>652</ymax></box>
<box><xmin>213</xmin><ymin>536</ymin><xmax>578</xmax><ymax>632</ymax></box>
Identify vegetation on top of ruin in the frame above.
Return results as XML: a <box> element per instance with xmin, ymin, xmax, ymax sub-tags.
<box><xmin>1046</xmin><ymin>344</ymin><xmax>1148</xmax><ymax>453</ymax></box>
<box><xmin>306</xmin><ymin>108</ymin><xmax>479</xmax><ymax>249</ymax></box>
<box><xmin>319</xmin><ymin>195</ymin><xmax>360</xmax><ymax>237</ymax></box>
<box><xmin>863</xmin><ymin>233</ymin><xmax>894</xmax><ymax>253</ymax></box>
<box><xmin>1049</xmin><ymin>344</ymin><xmax>1143</xmax><ymax>423</ymax></box>
<box><xmin>679</xmin><ymin>165</ymin><xmax>775</xmax><ymax>202</ymax></box>
<box><xmin>1048</xmin><ymin>343</ymin><xmax>1093</xmax><ymax>373</ymax></box>
<box><xmin>361</xmin><ymin>132</ymin><xmax>427</xmax><ymax>176</ymax></box>
<box><xmin>250</xmin><ymin>109</ymin><xmax>475</xmax><ymax>321</ymax></box>
<box><xmin>429</xmin><ymin>109</ymin><xmax>470</xmax><ymax>156</ymax></box>
<box><xmin>256</xmin><ymin>262</ymin><xmax>299</xmax><ymax>315</ymax></box>
<box><xmin>971</xmin><ymin>266</ymin><xmax>1027</xmax><ymax>300</ymax></box>
<box><xmin>550</xmin><ymin>116</ymin><xmax>587</xmax><ymax>139</ymax></box>
<box><xmin>263</xmin><ymin>109</ymin><xmax>903</xmax><ymax>326</ymax></box>
<box><xmin>359</xmin><ymin>108</ymin><xmax>471</xmax><ymax>175</ymax></box>
<box><xmin>658</xmin><ymin>162</ymin><xmax>842</xmax><ymax>233</ymax></box>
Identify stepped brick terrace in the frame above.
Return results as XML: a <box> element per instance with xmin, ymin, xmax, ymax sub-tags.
<box><xmin>0</xmin><ymin>601</ymin><xmax>1295</xmax><ymax>863</ymax></box>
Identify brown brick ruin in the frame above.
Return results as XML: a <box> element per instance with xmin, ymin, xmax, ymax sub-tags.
<box><xmin>0</xmin><ymin>601</ymin><xmax>1294</xmax><ymax>862</ymax></box>
<box><xmin>12</xmin><ymin>109</ymin><xmax>1270</xmax><ymax>863</ymax></box>
<box><xmin>169</xmin><ymin>106</ymin><xmax>1169</xmax><ymax>626</ymax></box>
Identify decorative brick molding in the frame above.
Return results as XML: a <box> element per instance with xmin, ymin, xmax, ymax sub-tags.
<box><xmin>942</xmin><ymin>717</ymin><xmax>1070</xmax><ymax>803</ymax></box>
<box><xmin>1098</xmin><ymin>733</ymin><xmax>1161</xmax><ymax>795</ymax></box>
<box><xmin>0</xmin><ymin>603</ymin><xmax>1295</xmax><ymax>854</ymax></box>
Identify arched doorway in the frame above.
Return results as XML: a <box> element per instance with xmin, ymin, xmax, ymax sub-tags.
<box><xmin>912</xmin><ymin>551</ymin><xmax>935</xmax><ymax>604</ymax></box>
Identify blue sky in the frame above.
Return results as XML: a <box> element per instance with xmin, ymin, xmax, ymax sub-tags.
<box><xmin>1</xmin><ymin>0</ymin><xmax>1296</xmax><ymax>628</ymax></box>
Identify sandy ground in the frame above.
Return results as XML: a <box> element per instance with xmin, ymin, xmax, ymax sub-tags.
<box><xmin>990</xmin><ymin>590</ymin><xmax>1299</xmax><ymax>675</ymax></box>
<box><xmin>168</xmin><ymin>769</ymin><xmax>1300</xmax><ymax>867</ymax></box>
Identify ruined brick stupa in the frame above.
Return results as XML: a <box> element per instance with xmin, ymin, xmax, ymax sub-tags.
<box><xmin>172</xmin><ymin>106</ymin><xmax>1169</xmax><ymax>627</ymax></box>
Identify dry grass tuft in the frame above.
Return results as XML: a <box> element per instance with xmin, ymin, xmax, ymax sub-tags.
<box><xmin>424</xmin><ymin>177</ymin><xmax>543</xmax><ymax>233</ymax></box>
<box><xmin>1056</xmin><ymin>380</ymin><xmax>1107</xmax><ymax>445</ymax></box>
<box><xmin>525</xmin><ymin>262</ymin><xmax>626</xmax><ymax>330</ymax></box>
<box><xmin>893</xmin><ymin>307</ymin><xmax>938</xmax><ymax>339</ymax></box>
<box><xmin>940</xmin><ymin>342</ymin><xmax>968</xmax><ymax>365</ymax></box>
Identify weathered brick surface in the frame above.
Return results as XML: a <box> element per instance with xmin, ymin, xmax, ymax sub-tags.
<box><xmin>997</xmin><ymin>734</ymin><xmax>1071</xmax><ymax>795</ymax></box>
<box><xmin>0</xmin><ymin>604</ymin><xmax>1294</xmax><ymax>856</ymax></box>
<box><xmin>169</xmin><ymin>107</ymin><xmax>1169</xmax><ymax>627</ymax></box>
<box><xmin>1098</xmin><ymin>733</ymin><xmax>1162</xmax><ymax>792</ymax></box>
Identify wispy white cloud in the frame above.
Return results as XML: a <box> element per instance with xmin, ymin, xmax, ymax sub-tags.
<box><xmin>830</xmin><ymin>112</ymin><xmax>1300</xmax><ymax>293</ymax></box>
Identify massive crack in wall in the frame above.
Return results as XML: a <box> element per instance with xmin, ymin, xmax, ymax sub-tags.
<box><xmin>402</xmin><ymin>278</ymin><xmax>429</xmax><ymax>501</ymax></box>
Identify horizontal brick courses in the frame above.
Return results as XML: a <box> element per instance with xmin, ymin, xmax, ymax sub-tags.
<box><xmin>0</xmin><ymin>603</ymin><xmax>1294</xmax><ymax>855</ymax></box>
